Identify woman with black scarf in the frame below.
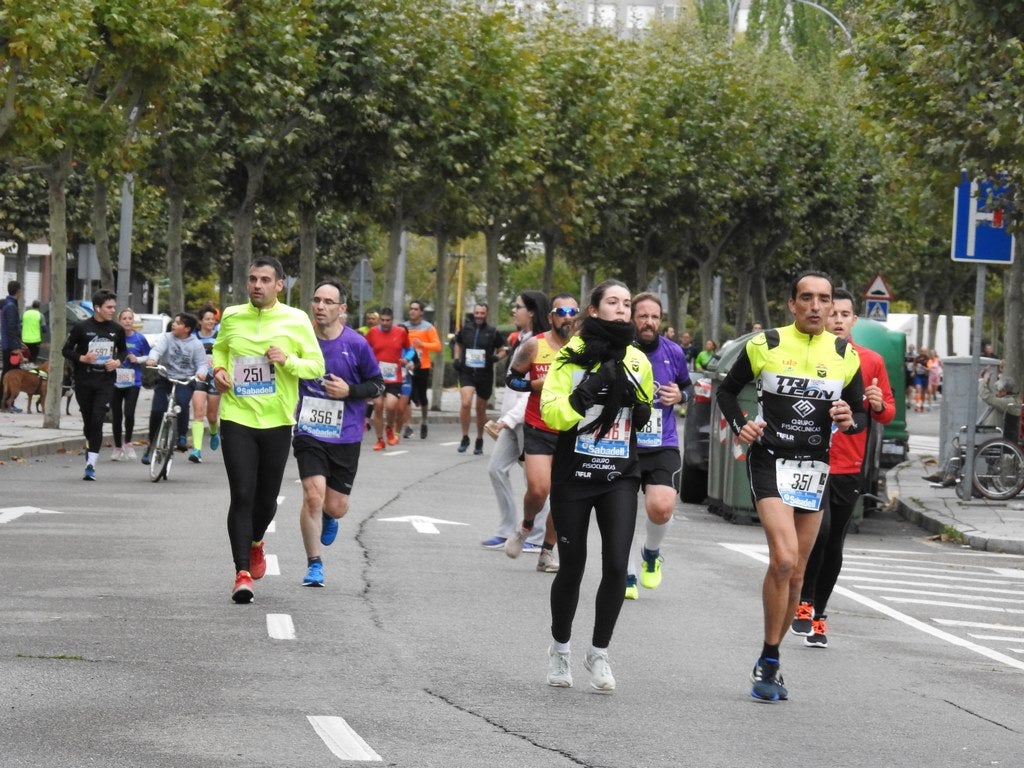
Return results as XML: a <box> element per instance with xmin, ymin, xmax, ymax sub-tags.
<box><xmin>539</xmin><ymin>279</ymin><xmax>654</xmax><ymax>692</ymax></box>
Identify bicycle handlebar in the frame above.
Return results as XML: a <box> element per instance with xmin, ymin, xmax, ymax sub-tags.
<box><xmin>153</xmin><ymin>364</ymin><xmax>200</xmax><ymax>387</ymax></box>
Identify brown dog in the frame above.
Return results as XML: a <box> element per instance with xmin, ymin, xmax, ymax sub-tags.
<box><xmin>2</xmin><ymin>362</ymin><xmax>49</xmax><ymax>413</ymax></box>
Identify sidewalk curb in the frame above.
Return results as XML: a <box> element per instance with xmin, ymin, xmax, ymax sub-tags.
<box><xmin>0</xmin><ymin>437</ymin><xmax>85</xmax><ymax>463</ymax></box>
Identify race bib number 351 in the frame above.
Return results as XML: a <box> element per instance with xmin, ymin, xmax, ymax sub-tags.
<box><xmin>776</xmin><ymin>458</ymin><xmax>829</xmax><ymax>511</ymax></box>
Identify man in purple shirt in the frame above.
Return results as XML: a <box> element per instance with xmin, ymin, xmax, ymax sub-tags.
<box><xmin>625</xmin><ymin>292</ymin><xmax>692</xmax><ymax>599</ymax></box>
<box><xmin>293</xmin><ymin>280</ymin><xmax>384</xmax><ymax>587</ymax></box>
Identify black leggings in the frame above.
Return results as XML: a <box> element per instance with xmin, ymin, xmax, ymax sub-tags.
<box><xmin>221</xmin><ymin>420</ymin><xmax>293</xmax><ymax>572</ymax></box>
<box><xmin>801</xmin><ymin>473</ymin><xmax>861</xmax><ymax>613</ymax></box>
<box><xmin>110</xmin><ymin>386</ymin><xmax>140</xmax><ymax>446</ymax></box>
<box><xmin>549</xmin><ymin>478</ymin><xmax>640</xmax><ymax>648</ymax></box>
<box><xmin>74</xmin><ymin>374</ymin><xmax>115</xmax><ymax>454</ymax></box>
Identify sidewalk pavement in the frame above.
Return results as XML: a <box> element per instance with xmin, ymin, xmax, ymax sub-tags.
<box><xmin>4</xmin><ymin>387</ymin><xmax>1024</xmax><ymax>556</ymax></box>
<box><xmin>0</xmin><ymin>386</ymin><xmax>484</xmax><ymax>463</ymax></box>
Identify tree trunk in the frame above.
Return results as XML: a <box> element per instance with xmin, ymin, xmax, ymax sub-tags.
<box><xmin>43</xmin><ymin>149</ymin><xmax>73</xmax><ymax>428</ymax></box>
<box><xmin>754</xmin><ymin>272</ymin><xmax>771</xmax><ymax>330</ymax></box>
<box><xmin>232</xmin><ymin>159</ymin><xmax>266</xmax><ymax>300</ymax></box>
<box><xmin>15</xmin><ymin>238</ymin><xmax>27</xmax><ymax>311</ymax></box>
<box><xmin>540</xmin><ymin>231</ymin><xmax>557</xmax><ymax>295</ymax></box>
<box><xmin>298</xmin><ymin>203</ymin><xmax>317</xmax><ymax>311</ymax></box>
<box><xmin>697</xmin><ymin>257</ymin><xmax>716</xmax><ymax>343</ymax></box>
<box><xmin>665</xmin><ymin>266</ymin><xmax>679</xmax><ymax>333</ymax></box>
<box><xmin>91</xmin><ymin>178</ymin><xmax>115</xmax><ymax>289</ymax></box>
<box><xmin>484</xmin><ymin>221</ymin><xmax>501</xmax><ymax>324</ymax></box>
<box><xmin>165</xmin><ymin>185</ymin><xmax>185</xmax><ymax>314</ymax></box>
<box><xmin>383</xmin><ymin>214</ymin><xmax>405</xmax><ymax>315</ymax></box>
<box><xmin>734</xmin><ymin>265</ymin><xmax>752</xmax><ymax>334</ymax></box>
<box><xmin>432</xmin><ymin>230</ymin><xmax>450</xmax><ymax>412</ymax></box>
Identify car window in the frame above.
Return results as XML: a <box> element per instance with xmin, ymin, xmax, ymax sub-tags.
<box><xmin>141</xmin><ymin>318</ymin><xmax>166</xmax><ymax>334</ymax></box>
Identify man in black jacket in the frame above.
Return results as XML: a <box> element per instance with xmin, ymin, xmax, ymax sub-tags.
<box><xmin>453</xmin><ymin>303</ymin><xmax>506</xmax><ymax>455</ymax></box>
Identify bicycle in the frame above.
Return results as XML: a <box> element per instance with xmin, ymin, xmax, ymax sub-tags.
<box><xmin>148</xmin><ymin>365</ymin><xmax>198</xmax><ymax>483</ymax></box>
<box><xmin>948</xmin><ymin>424</ymin><xmax>1024</xmax><ymax>500</ymax></box>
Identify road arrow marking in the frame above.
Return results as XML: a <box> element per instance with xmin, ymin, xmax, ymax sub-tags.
<box><xmin>0</xmin><ymin>506</ymin><xmax>62</xmax><ymax>524</ymax></box>
<box><xmin>266</xmin><ymin>613</ymin><xmax>296</xmax><ymax>640</ymax></box>
<box><xmin>379</xmin><ymin>516</ymin><xmax>469</xmax><ymax>535</ymax></box>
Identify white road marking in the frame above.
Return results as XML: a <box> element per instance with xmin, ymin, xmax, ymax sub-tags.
<box><xmin>266</xmin><ymin>521</ymin><xmax>276</xmax><ymax>534</ymax></box>
<box><xmin>882</xmin><ymin>597</ymin><xmax>1024</xmax><ymax>614</ymax></box>
<box><xmin>933</xmin><ymin>619</ymin><xmax>1024</xmax><ymax>631</ymax></box>
<box><xmin>841</xmin><ymin>566</ymin><xmax>1023</xmax><ymax>586</ymax></box>
<box><xmin>721</xmin><ymin>542</ymin><xmax>1024</xmax><ymax>672</ymax></box>
<box><xmin>307</xmin><ymin>716</ymin><xmax>382</xmax><ymax>761</ymax></box>
<box><xmin>440</xmin><ymin>441</ymin><xmax>460</xmax><ymax>446</ymax></box>
<box><xmin>379</xmin><ymin>515</ymin><xmax>469</xmax><ymax>535</ymax></box>
<box><xmin>844</xmin><ymin>575</ymin><xmax>1024</xmax><ymax>594</ymax></box>
<box><xmin>0</xmin><ymin>506</ymin><xmax>62</xmax><ymax>524</ymax></box>
<box><xmin>382</xmin><ymin>450</ymin><xmax>409</xmax><ymax>457</ymax></box>
<box><xmin>266</xmin><ymin>613</ymin><xmax>295</xmax><ymax>640</ymax></box>
<box><xmin>852</xmin><ymin>585</ymin><xmax>1024</xmax><ymax>604</ymax></box>
<box><xmin>265</xmin><ymin>554</ymin><xmax>280</xmax><ymax>576</ymax></box>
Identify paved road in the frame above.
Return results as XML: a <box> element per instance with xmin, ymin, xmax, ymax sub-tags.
<box><xmin>2</xmin><ymin>417</ymin><xmax>1023</xmax><ymax>766</ymax></box>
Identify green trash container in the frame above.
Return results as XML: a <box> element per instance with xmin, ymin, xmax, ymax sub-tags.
<box><xmin>706</xmin><ymin>334</ymin><xmax>759</xmax><ymax>524</ymax></box>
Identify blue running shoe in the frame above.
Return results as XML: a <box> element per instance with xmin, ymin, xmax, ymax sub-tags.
<box><xmin>521</xmin><ymin>542</ymin><xmax>543</xmax><ymax>554</ymax></box>
<box><xmin>83</xmin><ymin>464</ymin><xmax>96</xmax><ymax>481</ymax></box>
<box><xmin>177</xmin><ymin>435</ymin><xmax>187</xmax><ymax>452</ymax></box>
<box><xmin>481</xmin><ymin>535</ymin><xmax>507</xmax><ymax>549</ymax></box>
<box><xmin>750</xmin><ymin>658</ymin><xmax>788</xmax><ymax>701</ymax></box>
<box><xmin>189</xmin><ymin>449</ymin><xmax>202</xmax><ymax>463</ymax></box>
<box><xmin>303</xmin><ymin>562</ymin><xmax>324</xmax><ymax>587</ymax></box>
<box><xmin>141</xmin><ymin>453</ymin><xmax>151</xmax><ymax>465</ymax></box>
<box><xmin>210</xmin><ymin>432</ymin><xmax>220</xmax><ymax>451</ymax></box>
<box><xmin>320</xmin><ymin>512</ymin><xmax>339</xmax><ymax>546</ymax></box>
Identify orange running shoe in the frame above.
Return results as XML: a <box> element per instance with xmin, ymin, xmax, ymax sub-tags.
<box><xmin>790</xmin><ymin>601</ymin><xmax>814</xmax><ymax>636</ymax></box>
<box><xmin>232</xmin><ymin>571</ymin><xmax>254</xmax><ymax>603</ymax></box>
<box><xmin>249</xmin><ymin>541</ymin><xmax>267</xmax><ymax>580</ymax></box>
<box><xmin>386</xmin><ymin>427</ymin><xmax>399</xmax><ymax>446</ymax></box>
<box><xmin>373</xmin><ymin>438</ymin><xmax>386</xmax><ymax>451</ymax></box>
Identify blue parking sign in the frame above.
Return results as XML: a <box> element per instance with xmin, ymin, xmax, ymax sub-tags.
<box><xmin>951</xmin><ymin>174</ymin><xmax>1015</xmax><ymax>264</ymax></box>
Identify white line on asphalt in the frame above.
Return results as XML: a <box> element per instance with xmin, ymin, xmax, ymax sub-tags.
<box><xmin>0</xmin><ymin>506</ymin><xmax>62</xmax><ymax>524</ymax></box>
<box><xmin>841</xmin><ymin>566</ymin><xmax>1024</xmax><ymax>586</ymax></box>
<box><xmin>846</xmin><ymin>554</ymin><xmax>1024</xmax><ymax>570</ymax></box>
<box><xmin>882</xmin><ymin>597</ymin><xmax>1024</xmax><ymax>614</ymax></box>
<box><xmin>721</xmin><ymin>542</ymin><xmax>1024</xmax><ymax>672</ymax></box>
<box><xmin>852</xmin><ymin>585</ymin><xmax>1024</xmax><ymax>604</ymax></box>
<box><xmin>848</xmin><ymin>547</ymin><xmax>1022</xmax><ymax>559</ymax></box>
<box><xmin>277</xmin><ymin>495</ymin><xmax>285</xmax><ymax>506</ymax></box>
<box><xmin>382</xmin><ymin>451</ymin><xmax>409</xmax><ymax>456</ymax></box>
<box><xmin>846</xmin><ymin>576</ymin><xmax>1024</xmax><ymax>595</ymax></box>
<box><xmin>934</xmin><ymin>619</ymin><xmax>1024</xmax><ymax>631</ymax></box>
<box><xmin>267</xmin><ymin>521</ymin><xmax>276</xmax><ymax>534</ymax></box>
<box><xmin>969</xmin><ymin>634</ymin><xmax>1024</xmax><ymax>642</ymax></box>
<box><xmin>307</xmin><ymin>716</ymin><xmax>382</xmax><ymax>761</ymax></box>
<box><xmin>440</xmin><ymin>441</ymin><xmax>460</xmax><ymax>446</ymax></box>
<box><xmin>265</xmin><ymin>554</ymin><xmax>280</xmax><ymax>576</ymax></box>
<box><xmin>266</xmin><ymin>613</ymin><xmax>295</xmax><ymax>640</ymax></box>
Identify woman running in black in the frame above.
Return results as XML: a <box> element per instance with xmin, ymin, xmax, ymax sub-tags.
<box><xmin>539</xmin><ymin>279</ymin><xmax>653</xmax><ymax>692</ymax></box>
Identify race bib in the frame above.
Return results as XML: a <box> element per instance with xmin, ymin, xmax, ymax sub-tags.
<box><xmin>232</xmin><ymin>355</ymin><xmax>275</xmax><ymax>397</ymax></box>
<box><xmin>115</xmin><ymin>367</ymin><xmax>135</xmax><ymax>389</ymax></box>
<box><xmin>776</xmin><ymin>458</ymin><xmax>829</xmax><ymax>511</ymax></box>
<box><xmin>89</xmin><ymin>338</ymin><xmax>114</xmax><ymax>363</ymax></box>
<box><xmin>297</xmin><ymin>395</ymin><xmax>343</xmax><ymax>440</ymax></box>
<box><xmin>636</xmin><ymin>409</ymin><xmax>663</xmax><ymax>449</ymax></box>
<box><xmin>379</xmin><ymin>361</ymin><xmax>398</xmax><ymax>382</ymax></box>
<box><xmin>575</xmin><ymin>409</ymin><xmax>631</xmax><ymax>459</ymax></box>
<box><xmin>465</xmin><ymin>349</ymin><xmax>486</xmax><ymax>369</ymax></box>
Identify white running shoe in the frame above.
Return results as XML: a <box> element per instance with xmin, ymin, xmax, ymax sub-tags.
<box><xmin>584</xmin><ymin>649</ymin><xmax>615</xmax><ymax>692</ymax></box>
<box><xmin>547</xmin><ymin>645</ymin><xmax>572</xmax><ymax>688</ymax></box>
<box><xmin>110</xmin><ymin>446</ymin><xmax>124</xmax><ymax>462</ymax></box>
<box><xmin>537</xmin><ymin>549</ymin><xmax>559</xmax><ymax>573</ymax></box>
<box><xmin>123</xmin><ymin>444</ymin><xmax>137</xmax><ymax>461</ymax></box>
<box><xmin>504</xmin><ymin>527</ymin><xmax>528</xmax><ymax>559</ymax></box>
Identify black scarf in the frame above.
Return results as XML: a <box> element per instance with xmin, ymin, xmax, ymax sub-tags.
<box><xmin>563</xmin><ymin>317</ymin><xmax>637</xmax><ymax>441</ymax></box>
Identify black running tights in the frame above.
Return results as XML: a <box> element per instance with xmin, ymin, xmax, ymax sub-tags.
<box><xmin>549</xmin><ymin>478</ymin><xmax>640</xmax><ymax>648</ymax></box>
<box><xmin>110</xmin><ymin>386</ymin><xmax>140</xmax><ymax>446</ymax></box>
<box><xmin>801</xmin><ymin>473</ymin><xmax>861</xmax><ymax>613</ymax></box>
<box><xmin>74</xmin><ymin>375</ymin><xmax>115</xmax><ymax>454</ymax></box>
<box><xmin>221</xmin><ymin>420</ymin><xmax>292</xmax><ymax>572</ymax></box>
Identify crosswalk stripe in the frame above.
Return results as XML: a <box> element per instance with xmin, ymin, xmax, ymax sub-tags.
<box><xmin>265</xmin><ymin>554</ymin><xmax>280</xmax><ymax>576</ymax></box>
<box><xmin>307</xmin><ymin>716</ymin><xmax>381</xmax><ymax>761</ymax></box>
<box><xmin>266</xmin><ymin>613</ymin><xmax>295</xmax><ymax>640</ymax></box>
<box><xmin>852</xmin><ymin>585</ymin><xmax>1024</xmax><ymax>604</ymax></box>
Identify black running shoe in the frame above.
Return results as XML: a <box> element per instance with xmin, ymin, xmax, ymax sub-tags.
<box><xmin>457</xmin><ymin>436</ymin><xmax>470</xmax><ymax>453</ymax></box>
<box><xmin>420</xmin><ymin>423</ymin><xmax>428</xmax><ymax>439</ymax></box>
<box><xmin>750</xmin><ymin>658</ymin><xmax>788</xmax><ymax>701</ymax></box>
<box><xmin>791</xmin><ymin>601</ymin><xmax>814</xmax><ymax>636</ymax></box>
<box><xmin>473</xmin><ymin>438</ymin><xmax>484</xmax><ymax>455</ymax></box>
<box><xmin>402</xmin><ymin>425</ymin><xmax>413</xmax><ymax>439</ymax></box>
<box><xmin>805</xmin><ymin>616</ymin><xmax>829</xmax><ymax>648</ymax></box>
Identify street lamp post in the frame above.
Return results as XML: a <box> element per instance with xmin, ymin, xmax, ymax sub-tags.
<box><xmin>791</xmin><ymin>0</ymin><xmax>853</xmax><ymax>47</ymax></box>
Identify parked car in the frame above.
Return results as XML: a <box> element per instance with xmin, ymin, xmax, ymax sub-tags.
<box><xmin>37</xmin><ymin>301</ymin><xmax>94</xmax><ymax>362</ymax></box>
<box><xmin>134</xmin><ymin>313</ymin><xmax>172</xmax><ymax>346</ymax></box>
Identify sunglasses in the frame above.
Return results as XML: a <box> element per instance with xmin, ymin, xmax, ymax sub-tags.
<box><xmin>552</xmin><ymin>307</ymin><xmax>579</xmax><ymax>318</ymax></box>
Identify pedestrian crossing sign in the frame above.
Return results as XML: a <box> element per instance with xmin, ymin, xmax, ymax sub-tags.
<box><xmin>866</xmin><ymin>299</ymin><xmax>889</xmax><ymax>322</ymax></box>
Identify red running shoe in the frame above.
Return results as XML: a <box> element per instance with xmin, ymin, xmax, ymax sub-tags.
<box><xmin>232</xmin><ymin>571</ymin><xmax>254</xmax><ymax>603</ymax></box>
<box><xmin>249</xmin><ymin>541</ymin><xmax>267</xmax><ymax>580</ymax></box>
<box><xmin>386</xmin><ymin>428</ymin><xmax>399</xmax><ymax>446</ymax></box>
<box><xmin>372</xmin><ymin>438</ymin><xmax>386</xmax><ymax>451</ymax></box>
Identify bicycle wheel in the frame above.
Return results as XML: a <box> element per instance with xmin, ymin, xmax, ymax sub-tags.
<box><xmin>150</xmin><ymin>415</ymin><xmax>174</xmax><ymax>482</ymax></box>
<box><xmin>972</xmin><ymin>440</ymin><xmax>1024</xmax><ymax>500</ymax></box>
